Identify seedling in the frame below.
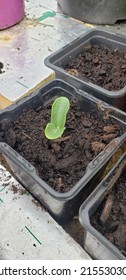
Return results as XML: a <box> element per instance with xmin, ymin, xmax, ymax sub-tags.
<box><xmin>45</xmin><ymin>96</ymin><xmax>70</xmax><ymax>140</ymax></box>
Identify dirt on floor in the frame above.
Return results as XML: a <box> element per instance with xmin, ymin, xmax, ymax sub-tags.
<box><xmin>0</xmin><ymin>62</ymin><xmax>4</xmax><ymax>74</ymax></box>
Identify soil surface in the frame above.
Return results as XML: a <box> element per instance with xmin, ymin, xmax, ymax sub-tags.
<box><xmin>91</xmin><ymin>163</ymin><xmax>126</xmax><ymax>254</ymax></box>
<box><xmin>64</xmin><ymin>44</ymin><xmax>126</xmax><ymax>91</ymax></box>
<box><xmin>0</xmin><ymin>98</ymin><xmax>124</xmax><ymax>193</ymax></box>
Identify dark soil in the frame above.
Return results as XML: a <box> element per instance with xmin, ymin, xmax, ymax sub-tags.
<box><xmin>64</xmin><ymin>44</ymin><xmax>126</xmax><ymax>91</ymax></box>
<box><xmin>0</xmin><ymin>98</ymin><xmax>124</xmax><ymax>193</ymax></box>
<box><xmin>91</xmin><ymin>163</ymin><xmax>126</xmax><ymax>254</ymax></box>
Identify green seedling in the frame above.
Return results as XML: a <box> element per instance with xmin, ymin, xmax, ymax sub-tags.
<box><xmin>45</xmin><ymin>96</ymin><xmax>70</xmax><ymax>140</ymax></box>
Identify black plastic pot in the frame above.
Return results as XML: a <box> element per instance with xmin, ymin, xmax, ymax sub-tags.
<box><xmin>45</xmin><ymin>29</ymin><xmax>126</xmax><ymax>112</ymax></box>
<box><xmin>0</xmin><ymin>79</ymin><xmax>126</xmax><ymax>224</ymax></box>
<box><xmin>79</xmin><ymin>152</ymin><xmax>126</xmax><ymax>260</ymax></box>
<box><xmin>57</xmin><ymin>0</ymin><xmax>126</xmax><ymax>25</ymax></box>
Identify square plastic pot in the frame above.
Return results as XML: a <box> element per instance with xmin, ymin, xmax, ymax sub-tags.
<box><xmin>0</xmin><ymin>79</ymin><xmax>126</xmax><ymax>224</ymax></box>
<box><xmin>45</xmin><ymin>29</ymin><xmax>126</xmax><ymax>111</ymax></box>
<box><xmin>79</xmin><ymin>152</ymin><xmax>126</xmax><ymax>260</ymax></box>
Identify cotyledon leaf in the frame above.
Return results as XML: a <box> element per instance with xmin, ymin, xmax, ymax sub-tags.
<box><xmin>51</xmin><ymin>97</ymin><xmax>70</xmax><ymax>129</ymax></box>
<box><xmin>45</xmin><ymin>96</ymin><xmax>70</xmax><ymax>140</ymax></box>
<box><xmin>45</xmin><ymin>123</ymin><xmax>64</xmax><ymax>140</ymax></box>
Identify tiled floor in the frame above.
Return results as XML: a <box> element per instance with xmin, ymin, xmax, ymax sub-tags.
<box><xmin>0</xmin><ymin>0</ymin><xmax>92</xmax><ymax>105</ymax></box>
<box><xmin>0</xmin><ymin>163</ymin><xmax>90</xmax><ymax>259</ymax></box>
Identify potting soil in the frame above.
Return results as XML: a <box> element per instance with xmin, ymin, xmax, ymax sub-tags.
<box><xmin>64</xmin><ymin>44</ymin><xmax>126</xmax><ymax>91</ymax></box>
<box><xmin>0</xmin><ymin>99</ymin><xmax>124</xmax><ymax>192</ymax></box>
<box><xmin>91</xmin><ymin>165</ymin><xmax>126</xmax><ymax>253</ymax></box>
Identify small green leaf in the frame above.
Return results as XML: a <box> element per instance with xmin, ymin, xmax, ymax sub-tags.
<box><xmin>51</xmin><ymin>97</ymin><xmax>70</xmax><ymax>128</ymax></box>
<box><xmin>45</xmin><ymin>123</ymin><xmax>64</xmax><ymax>140</ymax></box>
<box><xmin>45</xmin><ymin>96</ymin><xmax>70</xmax><ymax>140</ymax></box>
